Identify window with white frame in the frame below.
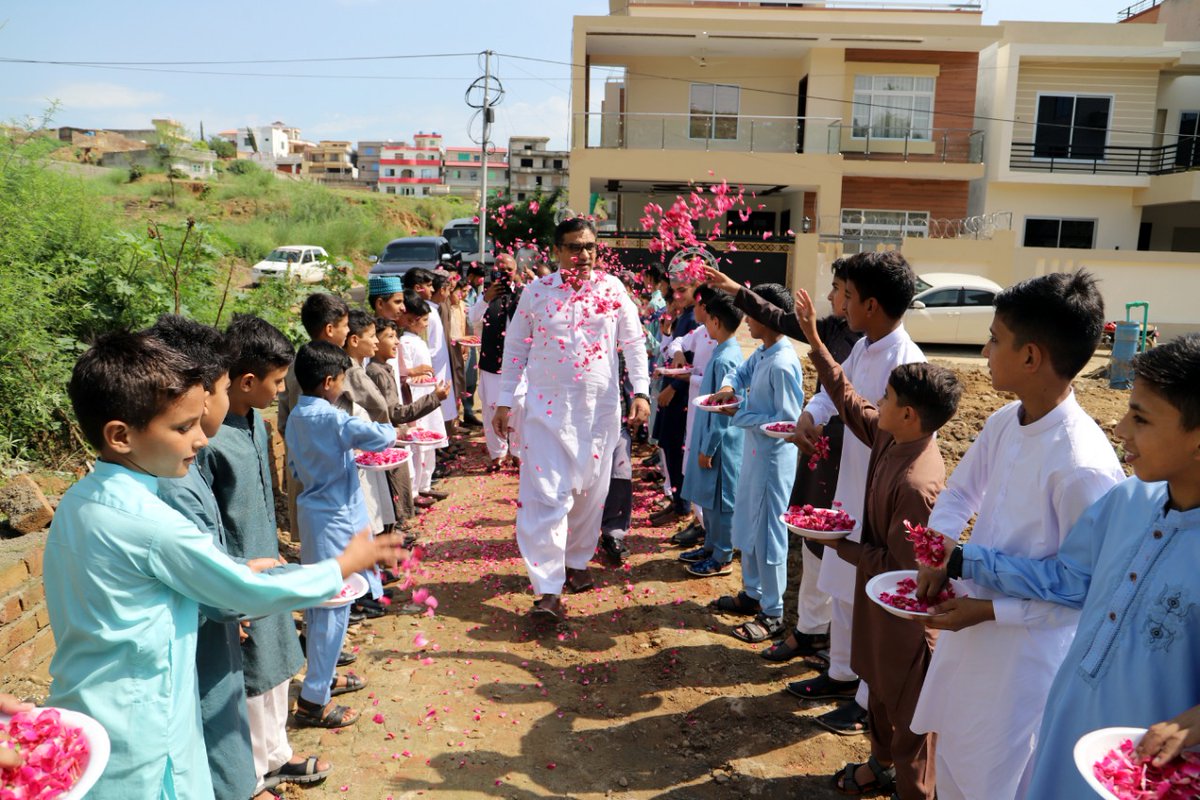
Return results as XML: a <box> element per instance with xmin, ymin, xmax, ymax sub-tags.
<box><xmin>840</xmin><ymin>209</ymin><xmax>930</xmax><ymax>253</ymax></box>
<box><xmin>1033</xmin><ymin>95</ymin><xmax>1111</xmax><ymax>160</ymax></box>
<box><xmin>689</xmin><ymin>83</ymin><xmax>740</xmax><ymax>140</ymax></box>
<box><xmin>851</xmin><ymin>75</ymin><xmax>935</xmax><ymax>140</ymax></box>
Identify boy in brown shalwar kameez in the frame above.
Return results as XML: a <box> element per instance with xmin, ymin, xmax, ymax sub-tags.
<box><xmin>794</xmin><ymin>288</ymin><xmax>962</xmax><ymax>800</ymax></box>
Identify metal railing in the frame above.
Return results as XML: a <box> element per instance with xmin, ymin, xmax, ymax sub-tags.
<box><xmin>575</xmin><ymin>113</ymin><xmax>984</xmax><ymax>163</ymax></box>
<box><xmin>1118</xmin><ymin>0</ymin><xmax>1160</xmax><ymax>20</ymax></box>
<box><xmin>827</xmin><ymin>122</ymin><xmax>984</xmax><ymax>163</ymax></box>
<box><xmin>621</xmin><ymin>0</ymin><xmax>982</xmax><ymax>10</ymax></box>
<box><xmin>576</xmin><ymin>112</ymin><xmax>840</xmax><ymax>153</ymax></box>
<box><xmin>1010</xmin><ymin>140</ymin><xmax>1200</xmax><ymax>176</ymax></box>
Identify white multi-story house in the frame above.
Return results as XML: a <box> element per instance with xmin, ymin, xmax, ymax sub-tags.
<box><xmin>378</xmin><ymin>133</ymin><xmax>444</xmax><ymax>196</ymax></box>
<box><xmin>442</xmin><ymin>145</ymin><xmax>508</xmax><ymax>200</ymax></box>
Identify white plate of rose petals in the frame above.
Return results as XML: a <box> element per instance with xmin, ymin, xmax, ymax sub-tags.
<box><xmin>694</xmin><ymin>393</ymin><xmax>741</xmax><ymax>412</ymax></box>
<box><xmin>456</xmin><ymin>337</ymin><xmax>480</xmax><ymax>347</ymax></box>
<box><xmin>760</xmin><ymin>421</ymin><xmax>796</xmax><ymax>440</ymax></box>
<box><xmin>1077</xmin><ymin>726</ymin><xmax>1200</xmax><ymax>800</ymax></box>
<box><xmin>355</xmin><ymin>448</ymin><xmax>410</xmax><ymax>471</ymax></box>
<box><xmin>319</xmin><ymin>573</ymin><xmax>369</xmax><ymax>609</ymax></box>
<box><xmin>657</xmin><ymin>365</ymin><xmax>693</xmax><ymax>377</ymax></box>
<box><xmin>407</xmin><ymin>375</ymin><xmax>437</xmax><ymax>386</ymax></box>
<box><xmin>780</xmin><ymin>504</ymin><xmax>856</xmax><ymax>541</ymax></box>
<box><xmin>0</xmin><ymin>706</ymin><xmax>109</xmax><ymax>800</ymax></box>
<box><xmin>866</xmin><ymin>570</ymin><xmax>967</xmax><ymax>621</ymax></box>
<box><xmin>397</xmin><ymin>431</ymin><xmax>447</xmax><ymax>447</ymax></box>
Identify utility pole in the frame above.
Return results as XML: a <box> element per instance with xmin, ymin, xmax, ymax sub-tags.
<box><xmin>467</xmin><ymin>51</ymin><xmax>503</xmax><ymax>265</ymax></box>
<box><xmin>478</xmin><ymin>50</ymin><xmax>493</xmax><ymax>265</ymax></box>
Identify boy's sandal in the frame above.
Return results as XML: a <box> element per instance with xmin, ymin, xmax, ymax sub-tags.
<box><xmin>293</xmin><ymin>700</ymin><xmax>359</xmax><ymax>729</ymax></box>
<box><xmin>262</xmin><ymin>755</ymin><xmax>332</xmax><ymax>789</ymax></box>
<box><xmin>685</xmin><ymin>558</ymin><xmax>732</xmax><ymax>577</ymax></box>
<box><xmin>762</xmin><ymin>631</ymin><xmax>830</xmax><ymax>662</ymax></box>
<box><xmin>730</xmin><ymin>613</ymin><xmax>784</xmax><ymax>643</ymax></box>
<box><xmin>831</xmin><ymin>756</ymin><xmax>896</xmax><ymax>796</ymax></box>
<box><xmin>709</xmin><ymin>591</ymin><xmax>762</xmax><ymax>616</ymax></box>
<box><xmin>785</xmin><ymin>673</ymin><xmax>860</xmax><ymax>701</ymax></box>
<box><xmin>329</xmin><ymin>672</ymin><xmax>368</xmax><ymax>697</ymax></box>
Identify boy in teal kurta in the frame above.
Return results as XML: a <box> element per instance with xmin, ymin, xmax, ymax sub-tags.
<box><xmin>680</xmin><ymin>290</ymin><xmax>745</xmax><ymax>577</ymax></box>
<box><xmin>43</xmin><ymin>331</ymin><xmax>402</xmax><ymax>800</ymax></box>
<box><xmin>708</xmin><ymin>283</ymin><xmax>805</xmax><ymax>644</ymax></box>
<box><xmin>149</xmin><ymin>315</ymin><xmax>256</xmax><ymax>800</ymax></box>
<box><xmin>196</xmin><ymin>314</ymin><xmax>333</xmax><ymax>793</ymax></box>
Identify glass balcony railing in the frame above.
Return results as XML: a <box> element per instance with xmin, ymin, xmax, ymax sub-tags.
<box><xmin>573</xmin><ymin>113</ymin><xmax>984</xmax><ymax>163</ymax></box>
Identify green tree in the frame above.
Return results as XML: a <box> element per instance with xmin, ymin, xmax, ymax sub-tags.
<box><xmin>485</xmin><ymin>188</ymin><xmax>562</xmax><ymax>252</ymax></box>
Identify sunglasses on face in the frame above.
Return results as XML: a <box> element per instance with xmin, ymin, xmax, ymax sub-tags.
<box><xmin>562</xmin><ymin>242</ymin><xmax>597</xmax><ymax>255</ymax></box>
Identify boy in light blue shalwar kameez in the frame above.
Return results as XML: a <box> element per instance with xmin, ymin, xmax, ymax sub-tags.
<box><xmin>929</xmin><ymin>336</ymin><xmax>1200</xmax><ymax>799</ymax></box>
<box><xmin>284</xmin><ymin>341</ymin><xmax>395</xmax><ymax>726</ymax></box>
<box><xmin>680</xmin><ymin>291</ymin><xmax>745</xmax><ymax>576</ymax></box>
<box><xmin>711</xmin><ymin>284</ymin><xmax>805</xmax><ymax>643</ymax></box>
<box><xmin>43</xmin><ymin>332</ymin><xmax>393</xmax><ymax>800</ymax></box>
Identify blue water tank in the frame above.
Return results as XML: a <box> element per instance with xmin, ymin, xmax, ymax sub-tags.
<box><xmin>1109</xmin><ymin>321</ymin><xmax>1141</xmax><ymax>389</ymax></box>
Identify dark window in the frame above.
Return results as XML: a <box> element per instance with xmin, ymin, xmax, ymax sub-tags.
<box><xmin>919</xmin><ymin>289</ymin><xmax>961</xmax><ymax>308</ymax></box>
<box><xmin>1176</xmin><ymin>111</ymin><xmax>1200</xmax><ymax>168</ymax></box>
<box><xmin>520</xmin><ymin>158</ymin><xmax>533</xmax><ymax>167</ymax></box>
<box><xmin>1034</xmin><ymin>95</ymin><xmax>1111</xmax><ymax>160</ymax></box>
<box><xmin>553</xmin><ymin>159</ymin><xmax>563</xmax><ymax>169</ymax></box>
<box><xmin>962</xmin><ymin>289</ymin><xmax>995</xmax><ymax>307</ymax></box>
<box><xmin>1024</xmin><ymin>218</ymin><xmax>1096</xmax><ymax>249</ymax></box>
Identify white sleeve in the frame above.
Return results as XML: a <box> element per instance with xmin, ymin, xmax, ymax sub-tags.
<box><xmin>469</xmin><ymin>297</ymin><xmax>488</xmax><ymax>330</ymax></box>
<box><xmin>616</xmin><ymin>286</ymin><xmax>650</xmax><ymax>396</ymax></box>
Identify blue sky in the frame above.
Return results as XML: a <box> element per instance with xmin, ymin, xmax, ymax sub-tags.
<box><xmin>0</xmin><ymin>0</ymin><xmax>1118</xmax><ymax>151</ymax></box>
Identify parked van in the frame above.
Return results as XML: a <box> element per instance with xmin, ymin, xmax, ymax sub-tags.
<box><xmin>442</xmin><ymin>218</ymin><xmax>494</xmax><ymax>266</ymax></box>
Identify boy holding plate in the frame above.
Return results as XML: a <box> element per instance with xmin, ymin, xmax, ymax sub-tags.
<box><xmin>794</xmin><ymin>289</ymin><xmax>961</xmax><ymax>800</ymax></box>
<box><xmin>706</xmin><ymin>283</ymin><xmax>804</xmax><ymax>644</ymax></box>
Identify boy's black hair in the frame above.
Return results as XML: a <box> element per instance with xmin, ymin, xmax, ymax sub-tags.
<box><xmin>888</xmin><ymin>363</ymin><xmax>963</xmax><ymax>433</ymax></box>
<box><xmin>843</xmin><ymin>251</ymin><xmax>916</xmax><ymax>319</ymax></box>
<box><xmin>69</xmin><ymin>331</ymin><xmax>203</xmax><ymax>450</ymax></box>
<box><xmin>752</xmin><ymin>283</ymin><xmax>794</xmax><ymax>315</ymax></box>
<box><xmin>466</xmin><ymin>264</ymin><xmax>487</xmax><ymax>279</ymax></box>
<box><xmin>694</xmin><ymin>284</ymin><xmax>715</xmax><ymax>306</ymax></box>
<box><xmin>145</xmin><ymin>314</ymin><xmax>232</xmax><ymax>392</ymax></box>
<box><xmin>225</xmin><ymin>314</ymin><xmax>295</xmax><ymax>379</ymax></box>
<box><xmin>702</xmin><ymin>289</ymin><xmax>744</xmax><ymax>333</ymax></box>
<box><xmin>402</xmin><ymin>268</ymin><xmax>435</xmax><ymax>290</ymax></box>
<box><xmin>993</xmin><ymin>270</ymin><xmax>1104</xmax><ymax>380</ymax></box>
<box><xmin>1132</xmin><ymin>333</ymin><xmax>1200</xmax><ymax>430</ymax></box>
<box><xmin>346</xmin><ymin>308</ymin><xmax>375</xmax><ymax>339</ymax></box>
<box><xmin>404</xmin><ymin>291</ymin><xmax>431</xmax><ymax>318</ymax></box>
<box><xmin>374</xmin><ymin>316</ymin><xmax>399</xmax><ymax>336</ymax></box>
<box><xmin>294</xmin><ymin>340</ymin><xmax>352</xmax><ymax>394</ymax></box>
<box><xmin>831</xmin><ymin>257</ymin><xmax>849</xmax><ymax>282</ymax></box>
<box><xmin>299</xmin><ymin>293</ymin><xmax>350</xmax><ymax>339</ymax></box>
<box><xmin>431</xmin><ymin>273</ymin><xmax>449</xmax><ymax>293</ymax></box>
<box><xmin>553</xmin><ymin>216</ymin><xmax>596</xmax><ymax>246</ymax></box>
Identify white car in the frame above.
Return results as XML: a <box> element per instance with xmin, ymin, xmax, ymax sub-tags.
<box><xmin>905</xmin><ymin>272</ymin><xmax>1004</xmax><ymax>346</ymax></box>
<box><xmin>250</xmin><ymin>246</ymin><xmax>330</xmax><ymax>284</ymax></box>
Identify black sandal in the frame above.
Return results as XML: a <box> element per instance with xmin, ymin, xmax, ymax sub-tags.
<box><xmin>731</xmin><ymin>613</ymin><xmax>785</xmax><ymax>643</ymax></box>
<box><xmin>761</xmin><ymin>630</ymin><xmax>829</xmax><ymax>662</ymax></box>
<box><xmin>261</xmin><ymin>754</ymin><xmax>331</xmax><ymax>789</ymax></box>
<box><xmin>329</xmin><ymin>672</ymin><xmax>367</xmax><ymax>697</ymax></box>
<box><xmin>831</xmin><ymin>755</ymin><xmax>896</xmax><ymax>796</ymax></box>
<box><xmin>709</xmin><ymin>591</ymin><xmax>762</xmax><ymax>616</ymax></box>
<box><xmin>293</xmin><ymin>698</ymin><xmax>359</xmax><ymax>729</ymax></box>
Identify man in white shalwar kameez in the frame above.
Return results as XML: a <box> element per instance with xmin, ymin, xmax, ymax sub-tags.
<box><xmin>493</xmin><ymin>218</ymin><xmax>650</xmax><ymax>619</ymax></box>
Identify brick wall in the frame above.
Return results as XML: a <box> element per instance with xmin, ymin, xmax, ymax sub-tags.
<box><xmin>0</xmin><ymin>531</ymin><xmax>55</xmax><ymax>681</ymax></box>
<box><xmin>840</xmin><ymin>177</ymin><xmax>970</xmax><ymax>231</ymax></box>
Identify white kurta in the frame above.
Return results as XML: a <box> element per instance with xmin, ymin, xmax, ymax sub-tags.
<box><xmin>497</xmin><ymin>270</ymin><xmax>650</xmax><ymax>594</ymax></box>
<box><xmin>665</xmin><ymin>325</ymin><xmax>716</xmax><ymax>476</ymax></box>
<box><xmin>809</xmin><ymin>326</ymin><xmax>926</xmax><ymax>603</ymax></box>
<box><xmin>910</xmin><ymin>394</ymin><xmax>1124</xmax><ymax>800</ymax></box>
<box><xmin>426</xmin><ymin>300</ymin><xmax>458</xmax><ymax>421</ymax></box>
<box><xmin>400</xmin><ymin>331</ymin><xmax>448</xmax><ymax>493</ymax></box>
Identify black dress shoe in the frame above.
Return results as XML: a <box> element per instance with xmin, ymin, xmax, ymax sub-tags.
<box><xmin>669</xmin><ymin>524</ymin><xmax>706</xmax><ymax>547</ymax></box>
<box><xmin>599</xmin><ymin>534</ymin><xmax>630</xmax><ymax>565</ymax></box>
<box><xmin>420</xmin><ymin>489</ymin><xmax>449</xmax><ymax>501</ymax></box>
<box><xmin>461</xmin><ymin>416</ymin><xmax>483</xmax><ymax>429</ymax></box>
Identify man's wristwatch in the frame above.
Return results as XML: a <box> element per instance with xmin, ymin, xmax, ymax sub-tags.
<box><xmin>946</xmin><ymin>545</ymin><xmax>965</xmax><ymax>580</ymax></box>
<box><xmin>633</xmin><ymin>393</ymin><xmax>650</xmax><ymax>403</ymax></box>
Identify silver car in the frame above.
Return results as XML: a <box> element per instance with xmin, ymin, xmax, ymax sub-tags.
<box><xmin>906</xmin><ymin>272</ymin><xmax>1004</xmax><ymax>346</ymax></box>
